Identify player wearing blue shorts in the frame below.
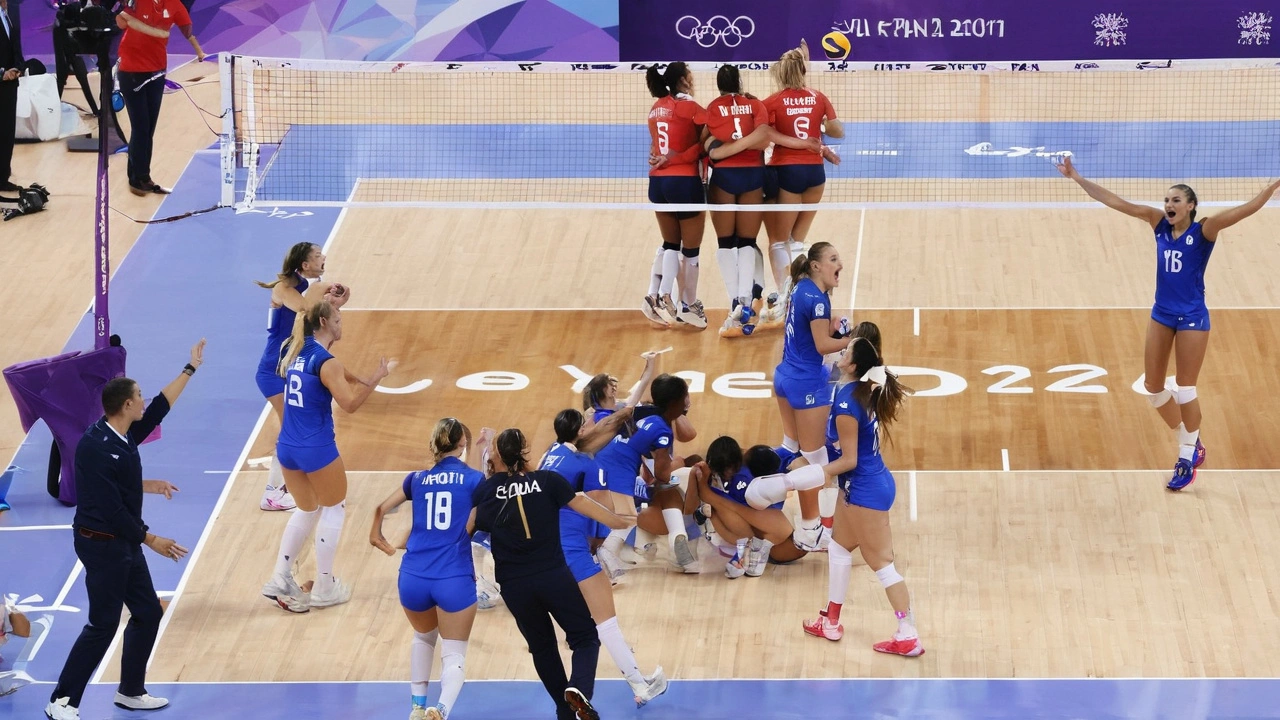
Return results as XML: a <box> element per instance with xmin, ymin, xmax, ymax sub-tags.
<box><xmin>540</xmin><ymin>410</ymin><xmax>667</xmax><ymax>708</ymax></box>
<box><xmin>370</xmin><ymin>418</ymin><xmax>488</xmax><ymax>720</ymax></box>
<box><xmin>254</xmin><ymin>242</ymin><xmax>346</xmax><ymax>511</ymax></box>
<box><xmin>643</xmin><ymin>62</ymin><xmax>709</xmax><ymax>330</ymax></box>
<box><xmin>1059</xmin><ymin>157</ymin><xmax>1280</xmax><ymax>490</ymax></box>
<box><xmin>595</xmin><ymin>375</ymin><xmax>701</xmax><ymax>576</ymax></box>
<box><xmin>803</xmin><ymin>324</ymin><xmax>922</xmax><ymax>657</ymax></box>
<box><xmin>261</xmin><ymin>301</ymin><xmax>393</xmax><ymax>612</ymax></box>
<box><xmin>688</xmin><ymin>437</ymin><xmax>820</xmax><ymax>578</ymax></box>
<box><xmin>775</xmin><ymin>242</ymin><xmax>850</xmax><ymax>549</ymax></box>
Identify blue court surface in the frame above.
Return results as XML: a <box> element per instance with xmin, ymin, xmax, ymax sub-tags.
<box><xmin>8</xmin><ymin>154</ymin><xmax>1280</xmax><ymax>720</ymax></box>
<box><xmin>253</xmin><ymin>121</ymin><xmax>1280</xmax><ymax>202</ymax></box>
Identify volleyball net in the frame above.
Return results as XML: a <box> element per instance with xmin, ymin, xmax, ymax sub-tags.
<box><xmin>218</xmin><ymin>55</ymin><xmax>1280</xmax><ymax>210</ymax></box>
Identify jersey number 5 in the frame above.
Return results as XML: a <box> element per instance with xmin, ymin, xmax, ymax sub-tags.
<box><xmin>286</xmin><ymin>374</ymin><xmax>304</xmax><ymax>408</ymax></box>
<box><xmin>656</xmin><ymin>121</ymin><xmax>670</xmax><ymax>155</ymax></box>
<box><xmin>422</xmin><ymin>492</ymin><xmax>453</xmax><ymax>530</ymax></box>
<box><xmin>1163</xmin><ymin>249</ymin><xmax>1183</xmax><ymax>273</ymax></box>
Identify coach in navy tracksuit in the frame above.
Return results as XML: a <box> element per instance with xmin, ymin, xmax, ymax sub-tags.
<box><xmin>474</xmin><ymin>428</ymin><xmax>634</xmax><ymax>720</ymax></box>
<box><xmin>45</xmin><ymin>340</ymin><xmax>204</xmax><ymax>720</ymax></box>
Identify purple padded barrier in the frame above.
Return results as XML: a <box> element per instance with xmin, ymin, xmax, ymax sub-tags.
<box><xmin>3</xmin><ymin>346</ymin><xmax>127</xmax><ymax>506</ymax></box>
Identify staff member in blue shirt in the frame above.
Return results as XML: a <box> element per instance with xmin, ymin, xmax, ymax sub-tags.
<box><xmin>45</xmin><ymin>339</ymin><xmax>205</xmax><ymax>720</ymax></box>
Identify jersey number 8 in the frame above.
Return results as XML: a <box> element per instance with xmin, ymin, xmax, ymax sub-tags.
<box><xmin>286</xmin><ymin>374</ymin><xmax>304</xmax><ymax>408</ymax></box>
<box><xmin>422</xmin><ymin>491</ymin><xmax>453</xmax><ymax>530</ymax></box>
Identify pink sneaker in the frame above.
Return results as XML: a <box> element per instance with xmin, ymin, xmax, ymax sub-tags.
<box><xmin>802</xmin><ymin>611</ymin><xmax>843</xmax><ymax>641</ymax></box>
<box><xmin>873</xmin><ymin>636</ymin><xmax>924</xmax><ymax>657</ymax></box>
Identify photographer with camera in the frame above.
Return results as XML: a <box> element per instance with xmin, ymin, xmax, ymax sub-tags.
<box><xmin>1</xmin><ymin>0</ymin><xmax>23</xmax><ymax>193</ymax></box>
<box><xmin>115</xmin><ymin>0</ymin><xmax>203</xmax><ymax>196</ymax></box>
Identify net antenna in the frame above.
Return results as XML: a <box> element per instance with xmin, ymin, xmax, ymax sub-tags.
<box><xmin>219</xmin><ymin>56</ymin><xmax>1280</xmax><ymax>212</ymax></box>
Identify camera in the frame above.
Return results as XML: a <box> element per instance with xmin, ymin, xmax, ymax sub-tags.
<box><xmin>55</xmin><ymin>1</ymin><xmax>120</xmax><ymax>55</ymax></box>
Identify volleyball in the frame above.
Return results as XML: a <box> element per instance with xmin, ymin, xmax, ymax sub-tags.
<box><xmin>822</xmin><ymin>31</ymin><xmax>851</xmax><ymax>60</ymax></box>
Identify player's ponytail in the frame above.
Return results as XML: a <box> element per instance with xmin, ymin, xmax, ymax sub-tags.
<box><xmin>1171</xmin><ymin>183</ymin><xmax>1199</xmax><ymax>222</ymax></box>
<box><xmin>772</xmin><ymin>46</ymin><xmax>807</xmax><ymax>90</ymax></box>
<box><xmin>789</xmin><ymin>241</ymin><xmax>833</xmax><ymax>289</ymax></box>
<box><xmin>277</xmin><ymin>301</ymin><xmax>333</xmax><ymax>376</ymax></box>
<box><xmin>848</xmin><ymin>334</ymin><xmax>911</xmax><ymax>446</ymax></box>
<box><xmin>663</xmin><ymin>62</ymin><xmax>691</xmax><ymax>96</ymax></box>
<box><xmin>495</xmin><ymin>428</ymin><xmax>530</xmax><ymax>474</ymax></box>
<box><xmin>553</xmin><ymin>409</ymin><xmax>585</xmax><ymax>444</ymax></box>
<box><xmin>256</xmin><ymin>242</ymin><xmax>315</xmax><ymax>289</ymax></box>
<box><xmin>646</xmin><ymin>66</ymin><xmax>670</xmax><ymax>98</ymax></box>
<box><xmin>717</xmin><ymin>65</ymin><xmax>742</xmax><ymax>95</ymax></box>
<box><xmin>432</xmin><ymin>417</ymin><xmax>471</xmax><ymax>464</ymax></box>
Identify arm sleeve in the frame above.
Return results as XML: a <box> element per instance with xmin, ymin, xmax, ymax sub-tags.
<box><xmin>76</xmin><ymin>442</ymin><xmax>149</xmax><ymax>544</ymax></box>
<box><xmin>128</xmin><ymin>393</ymin><xmax>171</xmax><ymax>444</ymax></box>
<box><xmin>810</xmin><ymin>293</ymin><xmax>831</xmax><ymax>320</ymax></box>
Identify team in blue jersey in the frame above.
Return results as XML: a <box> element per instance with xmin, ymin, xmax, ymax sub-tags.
<box><xmin>1059</xmin><ymin>156</ymin><xmax>1280</xmax><ymax>490</ymax></box>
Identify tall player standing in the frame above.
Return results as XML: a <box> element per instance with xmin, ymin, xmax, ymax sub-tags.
<box><xmin>1057</xmin><ymin>157</ymin><xmax>1280</xmax><ymax>489</ymax></box>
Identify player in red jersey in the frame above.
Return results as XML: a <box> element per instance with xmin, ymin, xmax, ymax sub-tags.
<box><xmin>763</xmin><ymin>40</ymin><xmax>843</xmax><ymax>297</ymax></box>
<box><xmin>644</xmin><ymin>62</ymin><xmax>709</xmax><ymax>330</ymax></box>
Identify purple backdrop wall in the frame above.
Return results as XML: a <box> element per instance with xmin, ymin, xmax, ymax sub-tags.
<box><xmin>620</xmin><ymin>0</ymin><xmax>1279</xmax><ymax>62</ymax></box>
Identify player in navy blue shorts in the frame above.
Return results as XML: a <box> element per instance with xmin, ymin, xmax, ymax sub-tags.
<box><xmin>261</xmin><ymin>301</ymin><xmax>393</xmax><ymax>611</ymax></box>
<box><xmin>1059</xmin><ymin>156</ymin><xmax>1280</xmax><ymax>490</ymax></box>
<box><xmin>254</xmin><ymin>242</ymin><xmax>348</xmax><ymax>511</ymax></box>
<box><xmin>775</xmin><ymin>242</ymin><xmax>851</xmax><ymax>549</ymax></box>
<box><xmin>595</xmin><ymin>375</ymin><xmax>702</xmax><ymax>575</ymax></box>
<box><xmin>370</xmin><ymin>418</ymin><xmax>490</xmax><ymax>720</ymax></box>
<box><xmin>802</xmin><ymin>323</ymin><xmax>923</xmax><ymax>657</ymax></box>
<box><xmin>644</xmin><ymin>62</ymin><xmax>709</xmax><ymax>329</ymax></box>
<box><xmin>540</xmin><ymin>410</ymin><xmax>668</xmax><ymax>708</ymax></box>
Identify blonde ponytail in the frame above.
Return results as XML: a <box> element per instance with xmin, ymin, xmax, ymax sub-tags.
<box><xmin>277</xmin><ymin>301</ymin><xmax>333</xmax><ymax>376</ymax></box>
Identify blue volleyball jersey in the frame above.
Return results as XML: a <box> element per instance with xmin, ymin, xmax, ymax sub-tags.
<box><xmin>780</xmin><ymin>278</ymin><xmax>833</xmax><ymax>375</ymax></box>
<box><xmin>596</xmin><ymin>414</ymin><xmax>674</xmax><ymax>484</ymax></box>
<box><xmin>400</xmin><ymin>456</ymin><xmax>485</xmax><ymax>580</ymax></box>
<box><xmin>827</xmin><ymin>381</ymin><xmax>888</xmax><ymax>481</ymax></box>
<box><xmin>279</xmin><ymin>337</ymin><xmax>336</xmax><ymax>447</ymax></box>
<box><xmin>1153</xmin><ymin>218</ymin><xmax>1214</xmax><ymax>314</ymax></box>
<box><xmin>258</xmin><ymin>274</ymin><xmax>309</xmax><ymax>374</ymax></box>
<box><xmin>540</xmin><ymin>443</ymin><xmax>606</xmax><ymax>547</ymax></box>
<box><xmin>713</xmin><ymin>468</ymin><xmax>785</xmax><ymax>511</ymax></box>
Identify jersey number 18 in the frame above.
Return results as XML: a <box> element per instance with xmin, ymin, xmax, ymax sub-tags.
<box><xmin>421</xmin><ymin>492</ymin><xmax>453</xmax><ymax>530</ymax></box>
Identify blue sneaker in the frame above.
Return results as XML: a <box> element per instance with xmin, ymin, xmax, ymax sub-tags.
<box><xmin>1193</xmin><ymin>438</ymin><xmax>1206</xmax><ymax>468</ymax></box>
<box><xmin>1166</xmin><ymin>458</ymin><xmax>1196</xmax><ymax>491</ymax></box>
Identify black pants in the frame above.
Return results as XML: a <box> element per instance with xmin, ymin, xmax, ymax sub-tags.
<box><xmin>501</xmin><ymin>566</ymin><xmax>600</xmax><ymax>720</ymax></box>
<box><xmin>0</xmin><ymin>79</ymin><xmax>16</xmax><ymax>185</ymax></box>
<box><xmin>117</xmin><ymin>70</ymin><xmax>167</xmax><ymax>189</ymax></box>
<box><xmin>51</xmin><ymin>534</ymin><xmax>163</xmax><ymax>707</ymax></box>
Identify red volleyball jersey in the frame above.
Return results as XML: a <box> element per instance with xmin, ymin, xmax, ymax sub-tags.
<box><xmin>648</xmin><ymin>95</ymin><xmax>705</xmax><ymax>177</ymax></box>
<box><xmin>701</xmin><ymin>94</ymin><xmax>769</xmax><ymax>168</ymax></box>
<box><xmin>764</xmin><ymin>88</ymin><xmax>837</xmax><ymax>166</ymax></box>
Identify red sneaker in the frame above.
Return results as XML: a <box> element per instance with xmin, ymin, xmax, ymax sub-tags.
<box><xmin>802</xmin><ymin>611</ymin><xmax>843</xmax><ymax>641</ymax></box>
<box><xmin>873</xmin><ymin>636</ymin><xmax>924</xmax><ymax>657</ymax></box>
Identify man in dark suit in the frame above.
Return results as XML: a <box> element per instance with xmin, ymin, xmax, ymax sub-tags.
<box><xmin>0</xmin><ymin>0</ymin><xmax>23</xmax><ymax>192</ymax></box>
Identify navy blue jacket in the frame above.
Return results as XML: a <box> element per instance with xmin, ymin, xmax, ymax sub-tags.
<box><xmin>72</xmin><ymin>394</ymin><xmax>171</xmax><ymax>544</ymax></box>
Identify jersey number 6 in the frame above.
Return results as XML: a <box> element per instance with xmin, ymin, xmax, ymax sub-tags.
<box><xmin>656</xmin><ymin>121</ymin><xmax>670</xmax><ymax>155</ymax></box>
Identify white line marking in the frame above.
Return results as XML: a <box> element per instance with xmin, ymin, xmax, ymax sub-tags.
<box><xmin>203</xmin><ymin>470</ymin><xmax>232</xmax><ymax>474</ymax></box>
<box><xmin>133</xmin><ymin>403</ymin><xmax>274</xmax><ymax>679</ymax></box>
<box><xmin>908</xmin><ymin>471</ymin><xmax>917</xmax><ymax>522</ymax></box>
<box><xmin>224</xmin><ymin>199</ymin><xmax>1273</xmax><ymax>211</ymax></box>
<box><xmin>247</xmin><ymin>456</ymin><xmax>272</xmax><ymax>467</ymax></box>
<box><xmin>336</xmin><ymin>305</ymin><xmax>1280</xmax><ymax>312</ymax></box>
<box><xmin>849</xmin><ymin>207</ymin><xmax>865</xmax><ymax>311</ymax></box>
<box><xmin>82</xmin><ymin>674</ymin><xmax>1277</xmax><ymax>684</ymax></box>
<box><xmin>1002</xmin><ymin>448</ymin><xmax>1011</xmax><ymax>472</ymax></box>
<box><xmin>53</xmin><ymin>561</ymin><xmax>83</xmax><ymax>608</ymax></box>
<box><xmin>913</xmin><ymin>308</ymin><xmax>920</xmax><ymax>335</ymax></box>
<box><xmin>0</xmin><ymin>524</ymin><xmax>72</xmax><ymax>532</ymax></box>
<box><xmin>320</xmin><ymin>180</ymin><xmax>359</xmax><ymax>256</ymax></box>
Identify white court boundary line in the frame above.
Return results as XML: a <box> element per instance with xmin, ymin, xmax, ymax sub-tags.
<box><xmin>337</xmin><ymin>305</ymin><xmax>1280</xmax><ymax>312</ymax></box>
<box><xmin>240</xmin><ymin>199</ymin><xmax>1280</xmax><ymax>212</ymax></box>
<box><xmin>98</xmin><ymin>675</ymin><xmax>1280</xmax><ymax>684</ymax></box>
<box><xmin>0</xmin><ymin>524</ymin><xmax>72</xmax><ymax>532</ymax></box>
<box><xmin>93</xmin><ymin>183</ymin><xmax>361</xmax><ymax>684</ymax></box>
<box><xmin>848</xmin><ymin>208</ymin><xmax>865</xmax><ymax>311</ymax></box>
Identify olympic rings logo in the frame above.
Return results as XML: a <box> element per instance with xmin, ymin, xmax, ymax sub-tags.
<box><xmin>675</xmin><ymin>15</ymin><xmax>756</xmax><ymax>48</ymax></box>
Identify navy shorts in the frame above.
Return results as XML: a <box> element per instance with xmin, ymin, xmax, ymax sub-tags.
<box><xmin>840</xmin><ymin>468</ymin><xmax>896</xmax><ymax>512</ymax></box>
<box><xmin>276</xmin><ymin>442</ymin><xmax>340</xmax><ymax>473</ymax></box>
<box><xmin>774</xmin><ymin>164</ymin><xmax>826</xmax><ymax>194</ymax></box>
<box><xmin>773</xmin><ymin>365</ymin><xmax>834</xmax><ymax>410</ymax></box>
<box><xmin>709</xmin><ymin>166</ymin><xmax>765</xmax><ymax>196</ymax></box>
<box><xmin>563</xmin><ymin>538</ymin><xmax>603</xmax><ymax>583</ymax></box>
<box><xmin>648</xmin><ymin>175</ymin><xmax>705</xmax><ymax>220</ymax></box>
<box><xmin>398</xmin><ymin>572</ymin><xmax>477</xmax><ymax>613</ymax></box>
<box><xmin>762</xmin><ymin>167</ymin><xmax>779</xmax><ymax>202</ymax></box>
<box><xmin>255</xmin><ymin>366</ymin><xmax>285</xmax><ymax>399</ymax></box>
<box><xmin>1151</xmin><ymin>305</ymin><xmax>1210</xmax><ymax>332</ymax></box>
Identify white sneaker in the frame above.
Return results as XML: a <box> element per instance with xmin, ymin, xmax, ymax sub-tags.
<box><xmin>45</xmin><ymin>698</ymin><xmax>79</xmax><ymax>720</ymax></box>
<box><xmin>628</xmin><ymin>666</ymin><xmax>669</xmax><ymax>707</ymax></box>
<box><xmin>595</xmin><ymin>545</ymin><xmax>627</xmax><ymax>581</ymax></box>
<box><xmin>477</xmin><ymin>576</ymin><xmax>502</xmax><ymax>610</ymax></box>
<box><xmin>114</xmin><ymin>692</ymin><xmax>169</xmax><ymax>710</ymax></box>
<box><xmin>793</xmin><ymin>522</ymin><xmax>824</xmax><ymax>552</ymax></box>
<box><xmin>659</xmin><ymin>293</ymin><xmax>680</xmax><ymax>323</ymax></box>
<box><xmin>718</xmin><ymin>304</ymin><xmax>744</xmax><ymax>338</ymax></box>
<box><xmin>261</xmin><ymin>572</ymin><xmax>310</xmax><ymax>613</ymax></box>
<box><xmin>409</xmin><ymin>705</ymin><xmax>428</xmax><ymax>720</ymax></box>
<box><xmin>745</xmin><ymin>538</ymin><xmax>771</xmax><ymax>577</ymax></box>
<box><xmin>0</xmin><ymin>669</ymin><xmax>34</xmax><ymax>696</ymax></box>
<box><xmin>308</xmin><ymin>576</ymin><xmax>352</xmax><ymax>608</ymax></box>
<box><xmin>676</xmin><ymin>300</ymin><xmax>708</xmax><ymax>329</ymax></box>
<box><xmin>671</xmin><ymin>535</ymin><xmax>699</xmax><ymax>573</ymax></box>
<box><xmin>642</xmin><ymin>295</ymin><xmax>670</xmax><ymax>327</ymax></box>
<box><xmin>260</xmin><ymin>485</ymin><xmax>296</xmax><ymax>511</ymax></box>
<box><xmin>424</xmin><ymin>703</ymin><xmax>447</xmax><ymax>720</ymax></box>
<box><xmin>725</xmin><ymin>554</ymin><xmax>746</xmax><ymax>579</ymax></box>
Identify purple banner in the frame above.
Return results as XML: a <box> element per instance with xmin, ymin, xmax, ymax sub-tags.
<box><xmin>620</xmin><ymin>0</ymin><xmax>1280</xmax><ymax>62</ymax></box>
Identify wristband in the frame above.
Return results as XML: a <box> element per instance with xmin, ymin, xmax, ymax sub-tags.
<box><xmin>183</xmin><ymin>363</ymin><xmax>197</xmax><ymax>376</ymax></box>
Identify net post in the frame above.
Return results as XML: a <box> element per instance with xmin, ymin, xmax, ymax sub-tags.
<box><xmin>219</xmin><ymin>52</ymin><xmax>235</xmax><ymax>208</ymax></box>
<box><xmin>242</xmin><ymin>55</ymin><xmax>260</xmax><ymax>211</ymax></box>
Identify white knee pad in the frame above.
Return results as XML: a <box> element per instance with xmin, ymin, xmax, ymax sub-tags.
<box><xmin>319</xmin><ymin>501</ymin><xmax>346</xmax><ymax>531</ymax></box>
<box><xmin>875</xmin><ymin>562</ymin><xmax>904</xmax><ymax>588</ymax></box>
<box><xmin>1146</xmin><ymin>388</ymin><xmax>1173</xmax><ymax>408</ymax></box>
<box><xmin>800</xmin><ymin>447</ymin><xmax>829</xmax><ymax>467</ymax></box>
<box><xmin>788</xmin><ymin>463</ymin><xmax>826</xmax><ymax>493</ymax></box>
<box><xmin>788</xmin><ymin>240</ymin><xmax>806</xmax><ymax>257</ymax></box>
<box><xmin>817</xmin><ymin>487</ymin><xmax>838</xmax><ymax>517</ymax></box>
<box><xmin>440</xmin><ymin>639</ymin><xmax>468</xmax><ymax>670</ymax></box>
<box><xmin>745</xmin><ymin>475</ymin><xmax>789</xmax><ymax>509</ymax></box>
<box><xmin>1174</xmin><ymin>386</ymin><xmax>1198</xmax><ymax>404</ymax></box>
